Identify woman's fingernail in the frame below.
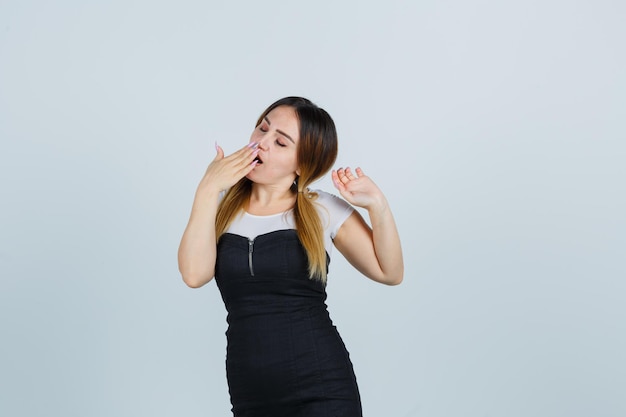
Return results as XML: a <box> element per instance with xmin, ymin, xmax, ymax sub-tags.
<box><xmin>247</xmin><ymin>142</ymin><xmax>258</xmax><ymax>148</ymax></box>
<box><xmin>215</xmin><ymin>141</ymin><xmax>219</xmax><ymax>151</ymax></box>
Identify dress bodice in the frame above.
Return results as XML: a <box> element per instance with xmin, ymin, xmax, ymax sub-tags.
<box><xmin>215</xmin><ymin>230</ymin><xmax>329</xmax><ymax>322</ymax></box>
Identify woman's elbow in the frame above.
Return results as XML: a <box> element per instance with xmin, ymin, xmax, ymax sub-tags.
<box><xmin>383</xmin><ymin>265</ymin><xmax>404</xmax><ymax>286</ymax></box>
<box><xmin>369</xmin><ymin>268</ymin><xmax>403</xmax><ymax>286</ymax></box>
<box><xmin>385</xmin><ymin>272</ymin><xmax>403</xmax><ymax>286</ymax></box>
<box><xmin>183</xmin><ymin>277</ymin><xmax>203</xmax><ymax>288</ymax></box>
<box><xmin>180</xmin><ymin>269</ymin><xmax>214</xmax><ymax>288</ymax></box>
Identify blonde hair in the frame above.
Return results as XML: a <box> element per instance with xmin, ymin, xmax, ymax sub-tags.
<box><xmin>216</xmin><ymin>97</ymin><xmax>338</xmax><ymax>283</ymax></box>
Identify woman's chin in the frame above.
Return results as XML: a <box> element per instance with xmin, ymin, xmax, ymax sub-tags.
<box><xmin>245</xmin><ymin>169</ymin><xmax>260</xmax><ymax>182</ymax></box>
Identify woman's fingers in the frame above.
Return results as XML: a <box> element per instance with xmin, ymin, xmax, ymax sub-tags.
<box><xmin>334</xmin><ymin>166</ymin><xmax>383</xmax><ymax>209</ymax></box>
<box><xmin>332</xmin><ymin>170</ymin><xmax>345</xmax><ymax>190</ymax></box>
<box><xmin>220</xmin><ymin>143</ymin><xmax>259</xmax><ymax>171</ymax></box>
<box><xmin>227</xmin><ymin>147</ymin><xmax>258</xmax><ymax>178</ymax></box>
<box><xmin>335</xmin><ymin>167</ymin><xmax>362</xmax><ymax>186</ymax></box>
<box><xmin>214</xmin><ymin>142</ymin><xmax>225</xmax><ymax>160</ymax></box>
<box><xmin>203</xmin><ymin>142</ymin><xmax>261</xmax><ymax>190</ymax></box>
<box><xmin>227</xmin><ymin>142</ymin><xmax>258</xmax><ymax>163</ymax></box>
<box><xmin>336</xmin><ymin>168</ymin><xmax>350</xmax><ymax>184</ymax></box>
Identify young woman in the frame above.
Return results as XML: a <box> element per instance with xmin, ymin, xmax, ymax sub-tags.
<box><xmin>178</xmin><ymin>96</ymin><xmax>403</xmax><ymax>417</ymax></box>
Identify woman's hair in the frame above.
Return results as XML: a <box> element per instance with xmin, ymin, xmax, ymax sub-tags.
<box><xmin>215</xmin><ymin>96</ymin><xmax>338</xmax><ymax>283</ymax></box>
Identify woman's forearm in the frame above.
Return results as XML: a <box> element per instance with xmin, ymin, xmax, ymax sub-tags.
<box><xmin>178</xmin><ymin>185</ymin><xmax>221</xmax><ymax>288</ymax></box>
<box><xmin>367</xmin><ymin>198</ymin><xmax>404</xmax><ymax>285</ymax></box>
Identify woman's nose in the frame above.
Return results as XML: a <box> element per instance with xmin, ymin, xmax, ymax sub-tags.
<box><xmin>257</xmin><ymin>137</ymin><xmax>269</xmax><ymax>150</ymax></box>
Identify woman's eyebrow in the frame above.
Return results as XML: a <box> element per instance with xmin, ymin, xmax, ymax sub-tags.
<box><xmin>264</xmin><ymin>116</ymin><xmax>295</xmax><ymax>144</ymax></box>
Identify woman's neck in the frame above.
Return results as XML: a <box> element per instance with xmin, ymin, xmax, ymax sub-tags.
<box><xmin>247</xmin><ymin>184</ymin><xmax>296</xmax><ymax>216</ymax></box>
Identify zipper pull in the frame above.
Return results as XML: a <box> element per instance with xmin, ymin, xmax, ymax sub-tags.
<box><xmin>248</xmin><ymin>239</ymin><xmax>255</xmax><ymax>277</ymax></box>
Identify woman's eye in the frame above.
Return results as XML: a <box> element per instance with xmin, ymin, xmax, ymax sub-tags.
<box><xmin>259</xmin><ymin>126</ymin><xmax>268</xmax><ymax>133</ymax></box>
<box><xmin>276</xmin><ymin>140</ymin><xmax>286</xmax><ymax>147</ymax></box>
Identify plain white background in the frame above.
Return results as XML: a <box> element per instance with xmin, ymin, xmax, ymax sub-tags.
<box><xmin>1</xmin><ymin>1</ymin><xmax>624</xmax><ymax>416</ymax></box>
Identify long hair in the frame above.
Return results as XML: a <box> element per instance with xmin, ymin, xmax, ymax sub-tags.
<box><xmin>215</xmin><ymin>97</ymin><xmax>338</xmax><ymax>282</ymax></box>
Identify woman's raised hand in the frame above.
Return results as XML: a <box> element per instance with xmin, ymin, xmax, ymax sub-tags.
<box><xmin>200</xmin><ymin>142</ymin><xmax>259</xmax><ymax>192</ymax></box>
<box><xmin>331</xmin><ymin>167</ymin><xmax>386</xmax><ymax>211</ymax></box>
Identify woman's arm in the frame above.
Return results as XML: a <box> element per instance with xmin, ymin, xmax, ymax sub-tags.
<box><xmin>178</xmin><ymin>143</ymin><xmax>260</xmax><ymax>288</ymax></box>
<box><xmin>331</xmin><ymin>167</ymin><xmax>404</xmax><ymax>285</ymax></box>
<box><xmin>178</xmin><ymin>185</ymin><xmax>221</xmax><ymax>288</ymax></box>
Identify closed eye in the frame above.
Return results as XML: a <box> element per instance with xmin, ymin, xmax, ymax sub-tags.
<box><xmin>258</xmin><ymin>121</ymin><xmax>270</xmax><ymax>133</ymax></box>
<box><xmin>276</xmin><ymin>140</ymin><xmax>286</xmax><ymax>147</ymax></box>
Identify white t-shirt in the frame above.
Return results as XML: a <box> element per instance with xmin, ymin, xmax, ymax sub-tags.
<box><xmin>225</xmin><ymin>190</ymin><xmax>354</xmax><ymax>256</ymax></box>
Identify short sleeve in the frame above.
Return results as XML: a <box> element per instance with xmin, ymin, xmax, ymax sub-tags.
<box><xmin>312</xmin><ymin>189</ymin><xmax>354</xmax><ymax>242</ymax></box>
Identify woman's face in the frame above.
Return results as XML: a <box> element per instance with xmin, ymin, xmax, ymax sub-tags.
<box><xmin>246</xmin><ymin>105</ymin><xmax>300</xmax><ymax>186</ymax></box>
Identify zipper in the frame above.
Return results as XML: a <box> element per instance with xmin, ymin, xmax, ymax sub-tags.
<box><xmin>248</xmin><ymin>238</ymin><xmax>255</xmax><ymax>277</ymax></box>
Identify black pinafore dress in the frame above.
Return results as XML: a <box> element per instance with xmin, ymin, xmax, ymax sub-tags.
<box><xmin>215</xmin><ymin>229</ymin><xmax>362</xmax><ymax>417</ymax></box>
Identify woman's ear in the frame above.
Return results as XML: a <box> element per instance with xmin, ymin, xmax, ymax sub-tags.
<box><xmin>296</xmin><ymin>167</ymin><xmax>301</xmax><ymax>176</ymax></box>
